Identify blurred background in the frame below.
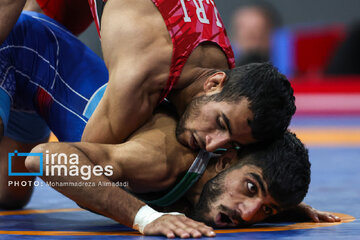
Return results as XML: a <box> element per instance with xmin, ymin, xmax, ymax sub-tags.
<box><xmin>80</xmin><ymin>0</ymin><xmax>360</xmax><ymax>77</ymax></box>
<box><xmin>80</xmin><ymin>0</ymin><xmax>360</xmax><ymax>67</ymax></box>
<box><xmin>77</xmin><ymin>0</ymin><xmax>360</xmax><ymax>146</ymax></box>
<box><xmin>76</xmin><ymin>0</ymin><xmax>360</xmax><ymax>121</ymax></box>
<box><xmin>217</xmin><ymin>0</ymin><xmax>360</xmax><ymax>29</ymax></box>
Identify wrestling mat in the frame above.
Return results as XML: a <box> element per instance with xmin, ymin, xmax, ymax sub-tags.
<box><xmin>0</xmin><ymin>114</ymin><xmax>358</xmax><ymax>239</ymax></box>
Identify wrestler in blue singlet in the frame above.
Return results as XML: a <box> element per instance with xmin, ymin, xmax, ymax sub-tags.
<box><xmin>0</xmin><ymin>12</ymin><xmax>212</xmax><ymax>207</ymax></box>
<box><xmin>0</xmin><ymin>11</ymin><xmax>108</xmax><ymax>142</ymax></box>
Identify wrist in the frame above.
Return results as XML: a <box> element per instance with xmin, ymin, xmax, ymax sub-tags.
<box><xmin>133</xmin><ymin>205</ymin><xmax>184</xmax><ymax>233</ymax></box>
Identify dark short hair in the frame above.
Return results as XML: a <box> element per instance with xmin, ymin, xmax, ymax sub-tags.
<box><xmin>235</xmin><ymin>131</ymin><xmax>310</xmax><ymax>209</ymax></box>
<box><xmin>211</xmin><ymin>63</ymin><xmax>296</xmax><ymax>142</ymax></box>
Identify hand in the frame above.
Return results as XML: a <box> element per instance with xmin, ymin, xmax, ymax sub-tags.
<box><xmin>297</xmin><ymin>202</ymin><xmax>341</xmax><ymax>223</ymax></box>
<box><xmin>143</xmin><ymin>214</ymin><xmax>216</xmax><ymax>238</ymax></box>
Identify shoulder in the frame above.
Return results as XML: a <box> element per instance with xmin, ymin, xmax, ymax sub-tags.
<box><xmin>100</xmin><ymin>0</ymin><xmax>172</xmax><ymax>92</ymax></box>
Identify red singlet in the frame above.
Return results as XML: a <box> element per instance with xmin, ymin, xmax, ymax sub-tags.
<box><xmin>89</xmin><ymin>0</ymin><xmax>235</xmax><ymax>101</ymax></box>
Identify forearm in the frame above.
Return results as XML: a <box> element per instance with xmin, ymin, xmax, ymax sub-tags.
<box><xmin>26</xmin><ymin>142</ymin><xmax>216</xmax><ymax>238</ymax></box>
<box><xmin>25</xmin><ymin>142</ymin><xmax>145</xmax><ymax>228</ymax></box>
<box><xmin>0</xmin><ymin>0</ymin><xmax>26</xmax><ymax>44</ymax></box>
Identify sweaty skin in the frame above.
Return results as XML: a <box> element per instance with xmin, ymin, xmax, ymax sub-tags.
<box><xmin>26</xmin><ymin>108</ymin><xmax>215</xmax><ymax>238</ymax></box>
<box><xmin>0</xmin><ymin>1</ymin><xmax>224</xmax><ymax>235</ymax></box>
<box><xmin>28</xmin><ymin>108</ymin><xmax>198</xmax><ymax>200</ymax></box>
<box><xmin>82</xmin><ymin>0</ymin><xmax>229</xmax><ymax>144</ymax></box>
<box><xmin>26</xmin><ymin>108</ymin><xmax>341</xmax><ymax>232</ymax></box>
<box><xmin>1</xmin><ymin>1</ymin><xmax>339</xmax><ymax>237</ymax></box>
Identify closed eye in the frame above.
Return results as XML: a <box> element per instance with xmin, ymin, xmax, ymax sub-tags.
<box><xmin>217</xmin><ymin>116</ymin><xmax>226</xmax><ymax>130</ymax></box>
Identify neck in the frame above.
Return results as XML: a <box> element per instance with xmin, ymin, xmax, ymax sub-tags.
<box><xmin>185</xmin><ymin>163</ymin><xmax>217</xmax><ymax>206</ymax></box>
<box><xmin>168</xmin><ymin>68</ymin><xmax>213</xmax><ymax>115</ymax></box>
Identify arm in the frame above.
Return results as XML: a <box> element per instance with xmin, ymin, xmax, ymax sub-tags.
<box><xmin>0</xmin><ymin>0</ymin><xmax>26</xmax><ymax>44</ymax></box>
<box><xmin>25</xmin><ymin>142</ymin><xmax>215</xmax><ymax>238</ymax></box>
<box><xmin>81</xmin><ymin>1</ymin><xmax>172</xmax><ymax>144</ymax></box>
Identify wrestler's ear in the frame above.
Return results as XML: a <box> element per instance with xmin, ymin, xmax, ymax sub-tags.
<box><xmin>203</xmin><ymin>71</ymin><xmax>226</xmax><ymax>94</ymax></box>
<box><xmin>215</xmin><ymin>149</ymin><xmax>237</xmax><ymax>173</ymax></box>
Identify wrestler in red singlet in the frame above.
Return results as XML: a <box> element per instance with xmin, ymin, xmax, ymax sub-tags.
<box><xmin>88</xmin><ymin>0</ymin><xmax>235</xmax><ymax>101</ymax></box>
<box><xmin>35</xmin><ymin>0</ymin><xmax>235</xmax><ymax>100</ymax></box>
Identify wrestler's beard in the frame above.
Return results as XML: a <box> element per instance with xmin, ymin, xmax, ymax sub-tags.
<box><xmin>175</xmin><ymin>95</ymin><xmax>209</xmax><ymax>143</ymax></box>
<box><xmin>189</xmin><ymin>170</ymin><xmax>226</xmax><ymax>226</ymax></box>
<box><xmin>190</xmin><ymin>168</ymin><xmax>248</xmax><ymax>228</ymax></box>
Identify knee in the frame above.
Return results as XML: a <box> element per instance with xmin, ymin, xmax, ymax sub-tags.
<box><xmin>25</xmin><ymin>143</ymin><xmax>47</xmax><ymax>173</ymax></box>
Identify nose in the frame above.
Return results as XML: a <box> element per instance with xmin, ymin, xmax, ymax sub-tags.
<box><xmin>238</xmin><ymin>198</ymin><xmax>262</xmax><ymax>222</ymax></box>
<box><xmin>205</xmin><ymin>131</ymin><xmax>230</xmax><ymax>152</ymax></box>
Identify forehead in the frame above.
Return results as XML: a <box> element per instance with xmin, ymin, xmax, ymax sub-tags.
<box><xmin>226</xmin><ymin>164</ymin><xmax>263</xmax><ymax>182</ymax></box>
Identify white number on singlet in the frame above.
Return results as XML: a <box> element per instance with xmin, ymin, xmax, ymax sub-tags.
<box><xmin>179</xmin><ymin>0</ymin><xmax>222</xmax><ymax>27</ymax></box>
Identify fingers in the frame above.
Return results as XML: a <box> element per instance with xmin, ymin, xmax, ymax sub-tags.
<box><xmin>171</xmin><ymin>219</ymin><xmax>202</xmax><ymax>238</ymax></box>
<box><xmin>166</xmin><ymin>215</ymin><xmax>215</xmax><ymax>238</ymax></box>
<box><xmin>304</xmin><ymin>206</ymin><xmax>320</xmax><ymax>222</ymax></box>
<box><xmin>307</xmin><ymin>208</ymin><xmax>342</xmax><ymax>223</ymax></box>
<box><xmin>164</xmin><ymin>229</ymin><xmax>175</xmax><ymax>239</ymax></box>
<box><xmin>317</xmin><ymin>212</ymin><xmax>342</xmax><ymax>222</ymax></box>
<box><xmin>180</xmin><ymin>217</ymin><xmax>215</xmax><ymax>235</ymax></box>
<box><xmin>300</xmin><ymin>203</ymin><xmax>342</xmax><ymax>224</ymax></box>
<box><xmin>333</xmin><ymin>215</ymin><xmax>342</xmax><ymax>222</ymax></box>
<box><xmin>172</xmin><ymin>225</ymin><xmax>193</xmax><ymax>238</ymax></box>
<box><xmin>310</xmin><ymin>214</ymin><xmax>320</xmax><ymax>222</ymax></box>
<box><xmin>144</xmin><ymin>214</ymin><xmax>216</xmax><ymax>238</ymax></box>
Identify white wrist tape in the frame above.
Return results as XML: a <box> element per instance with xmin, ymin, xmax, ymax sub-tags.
<box><xmin>133</xmin><ymin>205</ymin><xmax>184</xmax><ymax>234</ymax></box>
